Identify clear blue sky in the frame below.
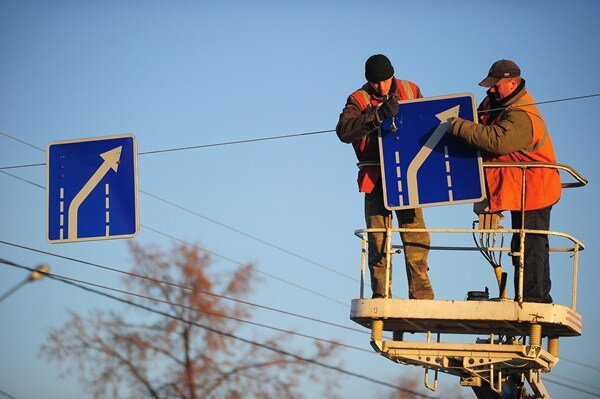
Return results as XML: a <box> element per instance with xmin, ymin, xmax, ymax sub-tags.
<box><xmin>1</xmin><ymin>1</ymin><xmax>599</xmax><ymax>398</ymax></box>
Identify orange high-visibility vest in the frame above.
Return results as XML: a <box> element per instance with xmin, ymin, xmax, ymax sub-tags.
<box><xmin>351</xmin><ymin>79</ymin><xmax>420</xmax><ymax>193</ymax></box>
<box><xmin>481</xmin><ymin>92</ymin><xmax>562</xmax><ymax>211</ymax></box>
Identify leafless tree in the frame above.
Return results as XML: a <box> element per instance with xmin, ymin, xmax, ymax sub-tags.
<box><xmin>41</xmin><ymin>242</ymin><xmax>341</xmax><ymax>399</ymax></box>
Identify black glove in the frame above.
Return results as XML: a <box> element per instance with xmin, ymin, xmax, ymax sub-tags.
<box><xmin>377</xmin><ymin>96</ymin><xmax>399</xmax><ymax>121</ymax></box>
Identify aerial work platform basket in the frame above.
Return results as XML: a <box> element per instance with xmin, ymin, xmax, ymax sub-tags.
<box><xmin>349</xmin><ymin>162</ymin><xmax>587</xmax><ymax>399</ymax></box>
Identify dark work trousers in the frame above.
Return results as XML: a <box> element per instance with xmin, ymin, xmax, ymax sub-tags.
<box><xmin>510</xmin><ymin>206</ymin><xmax>552</xmax><ymax>303</ymax></box>
<box><xmin>364</xmin><ymin>183</ymin><xmax>433</xmax><ymax>299</ymax></box>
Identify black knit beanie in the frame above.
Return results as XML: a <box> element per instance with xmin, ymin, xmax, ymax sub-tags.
<box><xmin>365</xmin><ymin>54</ymin><xmax>394</xmax><ymax>83</ymax></box>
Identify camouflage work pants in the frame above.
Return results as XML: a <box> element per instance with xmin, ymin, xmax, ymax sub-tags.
<box><xmin>365</xmin><ymin>184</ymin><xmax>433</xmax><ymax>299</ymax></box>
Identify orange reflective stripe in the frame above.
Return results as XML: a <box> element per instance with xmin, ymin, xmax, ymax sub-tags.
<box><xmin>351</xmin><ymin>90</ymin><xmax>371</xmax><ymax>111</ymax></box>
<box><xmin>399</xmin><ymin>80</ymin><xmax>415</xmax><ymax>100</ymax></box>
<box><xmin>351</xmin><ymin>90</ymin><xmax>373</xmax><ymax>152</ymax></box>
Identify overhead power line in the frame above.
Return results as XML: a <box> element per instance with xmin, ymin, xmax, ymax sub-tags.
<box><xmin>0</xmin><ymin>239</ymin><xmax>366</xmax><ymax>335</ymax></box>
<box><xmin>545</xmin><ymin>377</ymin><xmax>600</xmax><ymax>398</ymax></box>
<box><xmin>141</xmin><ymin>190</ymin><xmax>357</xmax><ymax>282</ymax></box>
<box><xmin>0</xmin><ymin>129</ymin><xmax>334</xmax><ymax>170</ymax></box>
<box><xmin>0</xmin><ymin>162</ymin><xmax>45</xmax><ymax>170</ymax></box>
<box><xmin>0</xmin><ymin>131</ymin><xmax>45</xmax><ymax>152</ymax></box>
<box><xmin>548</xmin><ymin>373</ymin><xmax>600</xmax><ymax>392</ymax></box>
<box><xmin>0</xmin><ymin>170</ymin><xmax>45</xmax><ymax>189</ymax></box>
<box><xmin>480</xmin><ymin>93</ymin><xmax>600</xmax><ymax>114</ymax></box>
<box><xmin>0</xmin><ymin>388</ymin><xmax>18</xmax><ymax>399</ymax></box>
<box><xmin>0</xmin><ymin>257</ymin><xmax>368</xmax><ymax>354</ymax></box>
<box><xmin>1</xmin><ymin>91</ymin><xmax>599</xmax><ymax>170</ymax></box>
<box><xmin>138</xmin><ymin>129</ymin><xmax>335</xmax><ymax>156</ymax></box>
<box><xmin>0</xmin><ymin>258</ymin><xmax>436</xmax><ymax>398</ymax></box>
<box><xmin>561</xmin><ymin>357</ymin><xmax>600</xmax><ymax>372</ymax></box>
<box><xmin>141</xmin><ymin>224</ymin><xmax>350</xmax><ymax>306</ymax></box>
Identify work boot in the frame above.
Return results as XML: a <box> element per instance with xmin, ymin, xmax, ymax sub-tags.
<box><xmin>406</xmin><ymin>260</ymin><xmax>434</xmax><ymax>299</ymax></box>
<box><xmin>410</xmin><ymin>288</ymin><xmax>434</xmax><ymax>300</ymax></box>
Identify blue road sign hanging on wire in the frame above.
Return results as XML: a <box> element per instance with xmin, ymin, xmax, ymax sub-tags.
<box><xmin>46</xmin><ymin>134</ymin><xmax>139</xmax><ymax>243</ymax></box>
<box><xmin>378</xmin><ymin>93</ymin><xmax>484</xmax><ymax>210</ymax></box>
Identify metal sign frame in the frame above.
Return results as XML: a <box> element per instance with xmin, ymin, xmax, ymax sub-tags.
<box><xmin>46</xmin><ymin>133</ymin><xmax>139</xmax><ymax>243</ymax></box>
<box><xmin>378</xmin><ymin>92</ymin><xmax>485</xmax><ymax>210</ymax></box>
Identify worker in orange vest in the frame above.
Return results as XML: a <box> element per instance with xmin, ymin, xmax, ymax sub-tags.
<box><xmin>336</xmin><ymin>54</ymin><xmax>433</xmax><ymax>300</ymax></box>
<box><xmin>448</xmin><ymin>59</ymin><xmax>561</xmax><ymax>303</ymax></box>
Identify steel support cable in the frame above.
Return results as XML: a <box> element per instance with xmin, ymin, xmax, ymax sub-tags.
<box><xmin>0</xmin><ymin>239</ymin><xmax>366</xmax><ymax>335</ymax></box>
<box><xmin>141</xmin><ymin>225</ymin><xmax>349</xmax><ymax>306</ymax></box>
<box><xmin>0</xmin><ymin>170</ymin><xmax>45</xmax><ymax>189</ymax></box>
<box><xmin>140</xmin><ymin>190</ymin><xmax>357</xmax><ymax>282</ymax></box>
<box><xmin>0</xmin><ymin>132</ymin><xmax>357</xmax><ymax>283</ymax></box>
<box><xmin>0</xmin><ymin>131</ymin><xmax>45</xmax><ymax>152</ymax></box>
<box><xmin>0</xmin><ymin>258</ymin><xmax>370</xmax><ymax>354</ymax></box>
<box><xmin>0</xmin><ymin>389</ymin><xmax>18</xmax><ymax>399</ymax></box>
<box><xmin>137</xmin><ymin>129</ymin><xmax>335</xmax><ymax>156</ymax></box>
<box><xmin>0</xmin><ymin>162</ymin><xmax>45</xmax><ymax>170</ymax></box>
<box><xmin>0</xmin><ymin>170</ymin><xmax>351</xmax><ymax>308</ymax></box>
<box><xmin>0</xmin><ymin>259</ymin><xmax>435</xmax><ymax>398</ymax></box>
<box><xmin>1</xmin><ymin>92</ymin><xmax>599</xmax><ymax>170</ymax></box>
<box><xmin>0</xmin><ymin>129</ymin><xmax>335</xmax><ymax>170</ymax></box>
<box><xmin>560</xmin><ymin>357</ymin><xmax>600</xmax><ymax>372</ymax></box>
<box><xmin>478</xmin><ymin>93</ymin><xmax>600</xmax><ymax>115</ymax></box>
<box><xmin>548</xmin><ymin>374</ymin><xmax>600</xmax><ymax>392</ymax></box>
<box><xmin>544</xmin><ymin>377</ymin><xmax>600</xmax><ymax>398</ymax></box>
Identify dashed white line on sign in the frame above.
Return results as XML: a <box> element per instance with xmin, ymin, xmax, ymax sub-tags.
<box><xmin>105</xmin><ymin>183</ymin><xmax>110</xmax><ymax>237</ymax></box>
<box><xmin>444</xmin><ymin>145</ymin><xmax>454</xmax><ymax>201</ymax></box>
<box><xmin>59</xmin><ymin>187</ymin><xmax>65</xmax><ymax>239</ymax></box>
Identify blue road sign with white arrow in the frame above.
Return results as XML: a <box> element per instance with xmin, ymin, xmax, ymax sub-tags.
<box><xmin>46</xmin><ymin>134</ymin><xmax>139</xmax><ymax>243</ymax></box>
<box><xmin>378</xmin><ymin>93</ymin><xmax>484</xmax><ymax>210</ymax></box>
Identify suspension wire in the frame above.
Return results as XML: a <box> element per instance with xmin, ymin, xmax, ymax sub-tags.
<box><xmin>141</xmin><ymin>224</ymin><xmax>349</xmax><ymax>306</ymax></box>
<box><xmin>1</xmin><ymin>92</ymin><xmax>598</xmax><ymax>171</ymax></box>
<box><xmin>0</xmin><ymin>131</ymin><xmax>45</xmax><ymax>152</ymax></box>
<box><xmin>545</xmin><ymin>377</ymin><xmax>600</xmax><ymax>398</ymax></box>
<box><xmin>0</xmin><ymin>162</ymin><xmax>46</xmax><ymax>170</ymax></box>
<box><xmin>0</xmin><ymin>167</ymin><xmax>351</xmax><ymax>307</ymax></box>
<box><xmin>548</xmin><ymin>373</ymin><xmax>600</xmax><ymax>392</ymax></box>
<box><xmin>0</xmin><ymin>129</ymin><xmax>335</xmax><ymax>170</ymax></box>
<box><xmin>141</xmin><ymin>190</ymin><xmax>357</xmax><ymax>282</ymax></box>
<box><xmin>0</xmin><ymin>257</ymin><xmax>368</xmax><ymax>354</ymax></box>
<box><xmin>0</xmin><ymin>170</ymin><xmax>45</xmax><ymax>189</ymax></box>
<box><xmin>138</xmin><ymin>129</ymin><xmax>335</xmax><ymax>156</ymax></box>
<box><xmin>0</xmin><ymin>259</ymin><xmax>435</xmax><ymax>398</ymax></box>
<box><xmin>560</xmin><ymin>357</ymin><xmax>600</xmax><ymax>372</ymax></box>
<box><xmin>478</xmin><ymin>93</ymin><xmax>600</xmax><ymax>115</ymax></box>
<box><xmin>0</xmin><ymin>388</ymin><xmax>18</xmax><ymax>399</ymax></box>
<box><xmin>0</xmin><ymin>239</ymin><xmax>366</xmax><ymax>335</ymax></box>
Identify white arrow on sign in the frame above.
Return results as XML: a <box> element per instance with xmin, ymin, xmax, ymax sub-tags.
<box><xmin>67</xmin><ymin>146</ymin><xmax>122</xmax><ymax>240</ymax></box>
<box><xmin>406</xmin><ymin>105</ymin><xmax>460</xmax><ymax>206</ymax></box>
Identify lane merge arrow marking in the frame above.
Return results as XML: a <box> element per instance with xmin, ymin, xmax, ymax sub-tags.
<box><xmin>406</xmin><ymin>105</ymin><xmax>460</xmax><ymax>206</ymax></box>
<box><xmin>67</xmin><ymin>146</ymin><xmax>122</xmax><ymax>240</ymax></box>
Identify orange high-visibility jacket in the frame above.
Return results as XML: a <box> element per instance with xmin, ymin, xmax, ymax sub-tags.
<box><xmin>350</xmin><ymin>79</ymin><xmax>420</xmax><ymax>193</ymax></box>
<box><xmin>481</xmin><ymin>92</ymin><xmax>562</xmax><ymax>211</ymax></box>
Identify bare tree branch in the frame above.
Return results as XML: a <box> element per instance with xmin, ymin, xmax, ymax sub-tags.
<box><xmin>41</xmin><ymin>242</ymin><xmax>343</xmax><ymax>399</ymax></box>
